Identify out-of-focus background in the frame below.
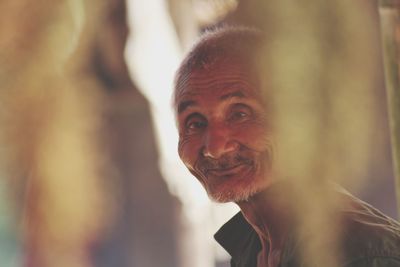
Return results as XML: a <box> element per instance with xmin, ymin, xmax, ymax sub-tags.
<box><xmin>0</xmin><ymin>0</ymin><xmax>398</xmax><ymax>267</ymax></box>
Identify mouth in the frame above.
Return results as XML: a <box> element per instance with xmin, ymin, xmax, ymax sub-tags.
<box><xmin>207</xmin><ymin>163</ymin><xmax>253</xmax><ymax>178</ymax></box>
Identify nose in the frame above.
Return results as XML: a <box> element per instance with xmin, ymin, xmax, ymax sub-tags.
<box><xmin>202</xmin><ymin>126</ymin><xmax>239</xmax><ymax>159</ymax></box>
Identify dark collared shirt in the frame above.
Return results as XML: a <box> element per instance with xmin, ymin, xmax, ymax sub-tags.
<box><xmin>214</xmin><ymin>189</ymin><xmax>400</xmax><ymax>267</ymax></box>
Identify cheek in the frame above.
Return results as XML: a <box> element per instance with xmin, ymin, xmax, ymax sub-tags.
<box><xmin>178</xmin><ymin>135</ymin><xmax>202</xmax><ymax>169</ymax></box>
<box><xmin>234</xmin><ymin>123</ymin><xmax>271</xmax><ymax>151</ymax></box>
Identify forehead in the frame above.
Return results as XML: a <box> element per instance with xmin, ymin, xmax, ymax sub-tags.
<box><xmin>175</xmin><ymin>60</ymin><xmax>261</xmax><ymax>110</ymax></box>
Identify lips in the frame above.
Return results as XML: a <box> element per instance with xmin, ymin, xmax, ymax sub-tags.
<box><xmin>207</xmin><ymin>163</ymin><xmax>252</xmax><ymax>177</ymax></box>
<box><xmin>195</xmin><ymin>148</ymin><xmax>256</xmax><ymax>181</ymax></box>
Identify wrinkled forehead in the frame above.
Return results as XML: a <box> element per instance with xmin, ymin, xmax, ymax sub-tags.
<box><xmin>173</xmin><ymin>58</ymin><xmax>262</xmax><ymax>111</ymax></box>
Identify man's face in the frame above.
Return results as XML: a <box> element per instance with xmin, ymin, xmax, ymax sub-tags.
<box><xmin>175</xmin><ymin>60</ymin><xmax>274</xmax><ymax>203</ymax></box>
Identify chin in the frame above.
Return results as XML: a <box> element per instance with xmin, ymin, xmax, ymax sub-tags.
<box><xmin>206</xmin><ymin>176</ymin><xmax>269</xmax><ymax>203</ymax></box>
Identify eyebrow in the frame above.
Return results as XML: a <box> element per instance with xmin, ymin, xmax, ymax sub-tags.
<box><xmin>219</xmin><ymin>90</ymin><xmax>245</xmax><ymax>101</ymax></box>
<box><xmin>178</xmin><ymin>100</ymin><xmax>197</xmax><ymax>114</ymax></box>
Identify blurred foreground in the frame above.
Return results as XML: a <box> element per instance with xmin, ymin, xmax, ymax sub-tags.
<box><xmin>0</xmin><ymin>1</ymin><xmax>180</xmax><ymax>267</ymax></box>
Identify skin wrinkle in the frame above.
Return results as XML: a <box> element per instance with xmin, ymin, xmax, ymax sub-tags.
<box><xmin>176</xmin><ymin>59</ymin><xmax>274</xmax><ymax>203</ymax></box>
<box><xmin>194</xmin><ymin>146</ymin><xmax>258</xmax><ymax>193</ymax></box>
<box><xmin>238</xmin><ymin>184</ymin><xmax>294</xmax><ymax>267</ymax></box>
<box><xmin>177</xmin><ymin>75</ymin><xmax>262</xmax><ymax>117</ymax></box>
<box><xmin>174</xmin><ymin>57</ymin><xmax>261</xmax><ymax>112</ymax></box>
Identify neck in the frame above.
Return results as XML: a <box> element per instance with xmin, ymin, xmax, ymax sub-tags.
<box><xmin>235</xmin><ymin>181</ymin><xmax>293</xmax><ymax>252</ymax></box>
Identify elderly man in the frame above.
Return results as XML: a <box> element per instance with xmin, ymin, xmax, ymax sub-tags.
<box><xmin>173</xmin><ymin>27</ymin><xmax>400</xmax><ymax>267</ymax></box>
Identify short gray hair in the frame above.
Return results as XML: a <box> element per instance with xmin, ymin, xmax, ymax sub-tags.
<box><xmin>173</xmin><ymin>26</ymin><xmax>264</xmax><ymax>108</ymax></box>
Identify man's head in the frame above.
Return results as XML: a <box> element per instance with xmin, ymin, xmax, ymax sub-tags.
<box><xmin>174</xmin><ymin>27</ymin><xmax>274</xmax><ymax>203</ymax></box>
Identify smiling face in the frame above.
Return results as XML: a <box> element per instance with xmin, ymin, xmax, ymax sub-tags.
<box><xmin>175</xmin><ymin>60</ymin><xmax>274</xmax><ymax>203</ymax></box>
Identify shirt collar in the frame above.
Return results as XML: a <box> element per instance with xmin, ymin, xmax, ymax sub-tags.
<box><xmin>214</xmin><ymin>212</ymin><xmax>261</xmax><ymax>263</ymax></box>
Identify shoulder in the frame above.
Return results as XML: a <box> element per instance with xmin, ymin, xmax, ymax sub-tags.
<box><xmin>344</xmin><ymin>257</ymin><xmax>400</xmax><ymax>267</ymax></box>
<box><xmin>339</xmin><ymin>190</ymin><xmax>400</xmax><ymax>266</ymax></box>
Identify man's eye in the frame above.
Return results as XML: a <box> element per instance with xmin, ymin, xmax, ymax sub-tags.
<box><xmin>229</xmin><ymin>111</ymin><xmax>248</xmax><ymax>121</ymax></box>
<box><xmin>187</xmin><ymin>121</ymin><xmax>207</xmax><ymax>129</ymax></box>
<box><xmin>228</xmin><ymin>104</ymin><xmax>253</xmax><ymax>123</ymax></box>
<box><xmin>184</xmin><ymin>114</ymin><xmax>207</xmax><ymax>133</ymax></box>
